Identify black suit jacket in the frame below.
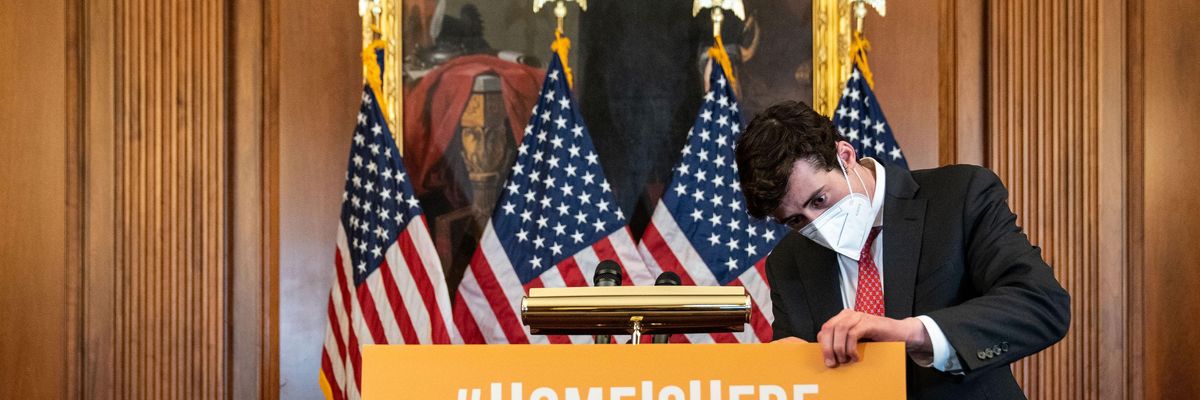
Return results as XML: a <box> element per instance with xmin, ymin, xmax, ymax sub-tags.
<box><xmin>766</xmin><ymin>163</ymin><xmax>1071</xmax><ymax>400</ymax></box>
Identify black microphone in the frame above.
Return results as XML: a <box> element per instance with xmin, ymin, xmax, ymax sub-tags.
<box><xmin>651</xmin><ymin>271</ymin><xmax>681</xmax><ymax>344</ymax></box>
<box><xmin>592</xmin><ymin>260</ymin><xmax>623</xmax><ymax>344</ymax></box>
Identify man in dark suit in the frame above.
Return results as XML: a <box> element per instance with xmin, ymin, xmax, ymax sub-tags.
<box><xmin>734</xmin><ymin>100</ymin><xmax>1070</xmax><ymax>399</ymax></box>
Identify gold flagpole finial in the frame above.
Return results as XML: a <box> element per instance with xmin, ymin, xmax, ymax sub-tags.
<box><xmin>692</xmin><ymin>0</ymin><xmax>746</xmax><ymax>38</ymax></box>
<box><xmin>534</xmin><ymin>0</ymin><xmax>587</xmax><ymax>33</ymax></box>
<box><xmin>851</xmin><ymin>0</ymin><xmax>886</xmax><ymax>33</ymax></box>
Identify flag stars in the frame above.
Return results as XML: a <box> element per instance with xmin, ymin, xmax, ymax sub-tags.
<box><xmin>533</xmin><ymin>236</ymin><xmax>546</xmax><ymax>249</ymax></box>
<box><xmin>353</xmin><ymin>132</ymin><xmax>366</xmax><ymax>146</ymax></box>
<box><xmin>531</xmin><ymin>256</ymin><xmax>543</xmax><ymax>269</ymax></box>
<box><xmin>592</xmin><ymin>219</ymin><xmax>607</xmax><ymax>232</ymax></box>
<box><xmin>357</xmin><ymin>112</ymin><xmax>367</xmax><ymax>125</ymax></box>
<box><xmin>517</xmin><ymin>229</ymin><xmax>529</xmax><ymax>242</ymax></box>
<box><xmin>502</xmin><ymin>202</ymin><xmax>516</xmax><ymax>215</ymax></box>
<box><xmin>725</xmin><ymin>258</ymin><xmax>739</xmax><ymax>271</ymax></box>
<box><xmin>708</xmin><ymin>233</ymin><xmax>722</xmax><ymax>246</ymax></box>
<box><xmin>554</xmin><ymin>116</ymin><xmax>568</xmax><ymax>129</ymax></box>
<box><xmin>568</xmin><ymin>144</ymin><xmax>581</xmax><ymax>158</ymax></box>
<box><xmin>572</xmin><ymin>124</ymin><xmax>584</xmax><ymax>137</ymax></box>
<box><xmin>701</xmin><ymin>109</ymin><xmax>713</xmax><ymax>122</ymax></box>
<box><xmin>571</xmin><ymin>230</ymin><xmax>584</xmax><ymax>243</ymax></box>
<box><xmin>371</xmin><ymin>123</ymin><xmax>383</xmax><ymax>136</ymax></box>
<box><xmin>558</xmin><ymin>97</ymin><xmax>571</xmax><ymax>110</ymax></box>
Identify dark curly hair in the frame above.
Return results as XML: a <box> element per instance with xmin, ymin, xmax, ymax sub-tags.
<box><xmin>735</xmin><ymin>100</ymin><xmax>845</xmax><ymax>219</ymax></box>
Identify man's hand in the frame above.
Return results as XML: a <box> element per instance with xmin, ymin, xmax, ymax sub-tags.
<box><xmin>817</xmin><ymin>309</ymin><xmax>931</xmax><ymax>368</ymax></box>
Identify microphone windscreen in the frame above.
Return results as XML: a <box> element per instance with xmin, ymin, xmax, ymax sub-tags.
<box><xmin>593</xmin><ymin>260</ymin><xmax>623</xmax><ymax>286</ymax></box>
<box><xmin>654</xmin><ymin>271</ymin><xmax>681</xmax><ymax>286</ymax></box>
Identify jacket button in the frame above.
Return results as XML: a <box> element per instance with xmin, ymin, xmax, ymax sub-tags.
<box><xmin>977</xmin><ymin>351</ymin><xmax>987</xmax><ymax>360</ymax></box>
<box><xmin>1001</xmin><ymin>342</ymin><xmax>1010</xmax><ymax>352</ymax></box>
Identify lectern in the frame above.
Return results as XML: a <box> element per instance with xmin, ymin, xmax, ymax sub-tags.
<box><xmin>360</xmin><ymin>286</ymin><xmax>906</xmax><ymax>399</ymax></box>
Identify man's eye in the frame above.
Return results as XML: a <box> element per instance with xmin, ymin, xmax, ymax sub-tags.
<box><xmin>813</xmin><ymin>194</ymin><xmax>827</xmax><ymax>207</ymax></box>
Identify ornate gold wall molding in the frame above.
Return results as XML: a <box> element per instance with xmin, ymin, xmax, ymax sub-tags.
<box><xmin>362</xmin><ymin>0</ymin><xmax>404</xmax><ymax>151</ymax></box>
<box><xmin>812</xmin><ymin>0</ymin><xmax>852</xmax><ymax>117</ymax></box>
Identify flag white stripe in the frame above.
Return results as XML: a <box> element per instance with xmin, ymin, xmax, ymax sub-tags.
<box><xmin>405</xmin><ymin>220</ymin><xmax>464</xmax><ymax>343</ymax></box>
<box><xmin>477</xmin><ymin>224</ymin><xmax>543</xmax><ymax>343</ymax></box>
<box><xmin>334</xmin><ymin>226</ymin><xmax>363</xmax><ymax>399</ymax></box>
<box><xmin>571</xmin><ymin>245</ymin><xmax>600</xmax><ymax>286</ymax></box>
<box><xmin>323</xmin><ymin>320</ymin><xmax>347</xmax><ymax>390</ymax></box>
<box><xmin>364</xmin><ymin>272</ymin><xmax>405</xmax><ymax>344</ymax></box>
<box><xmin>649</xmin><ymin>205</ymin><xmax>720</xmax><ymax>286</ymax></box>
<box><xmin>457</xmin><ymin>268</ymin><xmax>509</xmax><ymax>343</ymax></box>
<box><xmin>608</xmin><ymin>229</ymin><xmax>655</xmax><ymax>286</ymax></box>
<box><xmin>637</xmin><ymin>240</ymin><xmax>665</xmax><ymax>277</ymax></box>
<box><xmin>385</xmin><ymin>243</ymin><xmax>434</xmax><ymax>344</ymax></box>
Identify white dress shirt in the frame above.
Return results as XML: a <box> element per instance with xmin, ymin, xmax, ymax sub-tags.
<box><xmin>833</xmin><ymin>158</ymin><xmax>962</xmax><ymax>373</ymax></box>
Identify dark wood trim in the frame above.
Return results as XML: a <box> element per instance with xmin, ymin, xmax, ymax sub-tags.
<box><xmin>1125</xmin><ymin>0</ymin><xmax>1145</xmax><ymax>397</ymax></box>
<box><xmin>228</xmin><ymin>0</ymin><xmax>280</xmax><ymax>397</ymax></box>
<box><xmin>937</xmin><ymin>0</ymin><xmax>958</xmax><ymax>166</ymax></box>
<box><xmin>65</xmin><ymin>0</ymin><xmax>85</xmax><ymax>396</ymax></box>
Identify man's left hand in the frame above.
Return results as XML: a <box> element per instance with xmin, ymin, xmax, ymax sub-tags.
<box><xmin>817</xmin><ymin>309</ymin><xmax>932</xmax><ymax>368</ymax></box>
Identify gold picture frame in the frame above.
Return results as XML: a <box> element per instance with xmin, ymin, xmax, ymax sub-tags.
<box><xmin>363</xmin><ymin>0</ymin><xmax>853</xmax><ymax>147</ymax></box>
<box><xmin>812</xmin><ymin>0</ymin><xmax>853</xmax><ymax>117</ymax></box>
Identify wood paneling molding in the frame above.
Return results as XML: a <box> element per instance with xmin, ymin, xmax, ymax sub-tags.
<box><xmin>69</xmin><ymin>0</ymin><xmax>279</xmax><ymax>397</ymax></box>
<box><xmin>985</xmin><ymin>0</ymin><xmax>1129</xmax><ymax>398</ymax></box>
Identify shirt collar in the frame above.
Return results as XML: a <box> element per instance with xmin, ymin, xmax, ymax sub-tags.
<box><xmin>861</xmin><ymin>157</ymin><xmax>886</xmax><ymax>227</ymax></box>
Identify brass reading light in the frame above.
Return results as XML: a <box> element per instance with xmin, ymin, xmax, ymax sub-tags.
<box><xmin>521</xmin><ymin>286</ymin><xmax>751</xmax><ymax>344</ymax></box>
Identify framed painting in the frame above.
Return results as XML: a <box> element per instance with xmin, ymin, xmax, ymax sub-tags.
<box><xmin>359</xmin><ymin>0</ymin><xmax>853</xmax><ymax>294</ymax></box>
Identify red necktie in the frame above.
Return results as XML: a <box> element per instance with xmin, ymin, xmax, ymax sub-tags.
<box><xmin>853</xmin><ymin>227</ymin><xmax>885</xmax><ymax>316</ymax></box>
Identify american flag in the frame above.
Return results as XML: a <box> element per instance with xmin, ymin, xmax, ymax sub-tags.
<box><xmin>637</xmin><ymin>62</ymin><xmax>790</xmax><ymax>343</ymax></box>
<box><xmin>452</xmin><ymin>52</ymin><xmax>655</xmax><ymax>344</ymax></box>
<box><xmin>833</xmin><ymin>64</ymin><xmax>908</xmax><ymax>169</ymax></box>
<box><xmin>319</xmin><ymin>83</ymin><xmax>461</xmax><ymax>400</ymax></box>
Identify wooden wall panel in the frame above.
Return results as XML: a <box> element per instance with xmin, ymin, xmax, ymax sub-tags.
<box><xmin>103</xmin><ymin>0</ymin><xmax>229</xmax><ymax>397</ymax></box>
<box><xmin>985</xmin><ymin>0</ymin><xmax>1129</xmax><ymax>398</ymax></box>
<box><xmin>1141</xmin><ymin>0</ymin><xmax>1200</xmax><ymax>397</ymax></box>
<box><xmin>70</xmin><ymin>0</ymin><xmax>278</xmax><ymax>397</ymax></box>
<box><xmin>0</xmin><ymin>0</ymin><xmax>71</xmax><ymax>398</ymax></box>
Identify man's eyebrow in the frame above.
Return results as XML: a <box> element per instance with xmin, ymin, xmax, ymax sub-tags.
<box><xmin>801</xmin><ymin>185</ymin><xmax>824</xmax><ymax>209</ymax></box>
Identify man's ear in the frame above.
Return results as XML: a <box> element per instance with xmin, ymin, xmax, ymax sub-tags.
<box><xmin>835</xmin><ymin>141</ymin><xmax>858</xmax><ymax>165</ymax></box>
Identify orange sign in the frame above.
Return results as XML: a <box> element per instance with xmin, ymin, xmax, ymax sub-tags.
<box><xmin>361</xmin><ymin>343</ymin><xmax>904</xmax><ymax>399</ymax></box>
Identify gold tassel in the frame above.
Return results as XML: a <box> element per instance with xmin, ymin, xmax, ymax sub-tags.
<box><xmin>551</xmin><ymin>29</ymin><xmax>574</xmax><ymax>88</ymax></box>
<box><xmin>708</xmin><ymin>35</ymin><xmax>738</xmax><ymax>90</ymax></box>
<box><xmin>849</xmin><ymin>31</ymin><xmax>876</xmax><ymax>89</ymax></box>
<box><xmin>361</xmin><ymin>39</ymin><xmax>390</xmax><ymax>114</ymax></box>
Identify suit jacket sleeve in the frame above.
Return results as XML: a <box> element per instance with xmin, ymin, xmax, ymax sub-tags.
<box><xmin>767</xmin><ymin>245</ymin><xmax>796</xmax><ymax>341</ymax></box>
<box><xmin>925</xmin><ymin>167</ymin><xmax>1071</xmax><ymax>374</ymax></box>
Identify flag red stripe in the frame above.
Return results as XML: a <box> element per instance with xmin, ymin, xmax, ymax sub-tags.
<box><xmin>377</xmin><ymin>259</ymin><xmax>421</xmax><ymax>344</ymax></box>
<box><xmin>640</xmin><ymin>223</ymin><xmax>699</xmax><ymax>286</ymax></box>
<box><xmin>397</xmin><ymin>227</ymin><xmax>452</xmax><ymax>343</ymax></box>
<box><xmin>466</xmin><ymin>249</ymin><xmax>530</xmax><ymax>344</ymax></box>
<box><xmin>749</xmin><ymin>299</ymin><xmax>774</xmax><ymax>343</ymax></box>
<box><xmin>333</xmin><ymin>248</ymin><xmax>364</xmax><ymax>391</ymax></box>
<box><xmin>556</xmin><ymin>257</ymin><xmax>589</xmax><ymax>288</ymax></box>
<box><xmin>355</xmin><ymin>280</ymin><xmax>390</xmax><ymax>345</ymax></box>
<box><xmin>325</xmin><ymin>299</ymin><xmax>347</xmax><ymax>367</ymax></box>
<box><xmin>731</xmin><ymin>277</ymin><xmax>773</xmax><ymax>343</ymax></box>
<box><xmin>453</xmin><ymin>291</ymin><xmax>487</xmax><ymax>344</ymax></box>
<box><xmin>590</xmin><ymin>237</ymin><xmax>634</xmax><ymax>286</ymax></box>
<box><xmin>320</xmin><ymin>350</ymin><xmax>344</xmax><ymax>400</ymax></box>
<box><xmin>754</xmin><ymin>259</ymin><xmax>771</xmax><ymax>290</ymax></box>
